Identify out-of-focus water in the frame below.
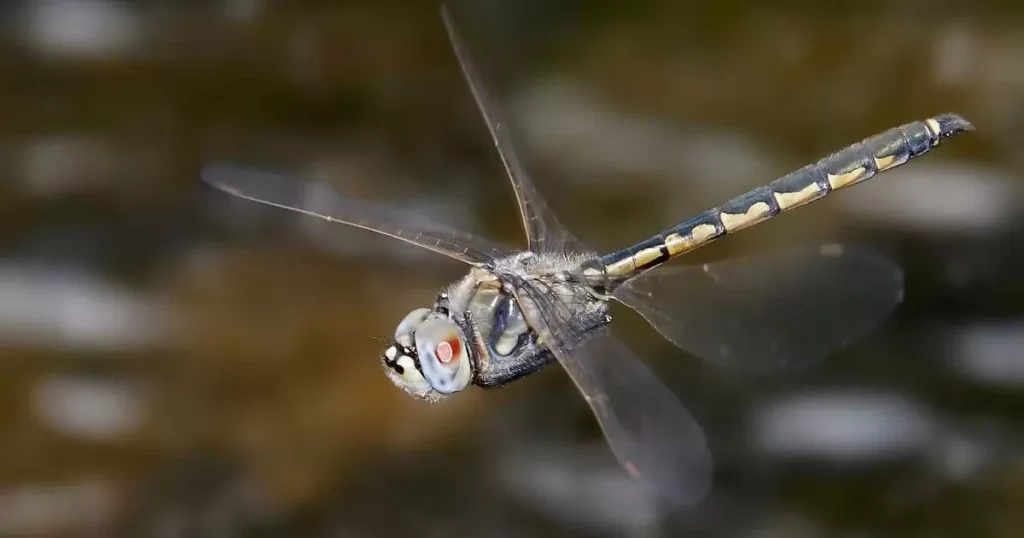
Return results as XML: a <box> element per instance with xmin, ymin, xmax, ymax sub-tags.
<box><xmin>0</xmin><ymin>1</ymin><xmax>1020</xmax><ymax>537</ymax></box>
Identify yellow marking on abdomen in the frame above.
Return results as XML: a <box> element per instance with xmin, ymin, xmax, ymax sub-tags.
<box><xmin>720</xmin><ymin>202</ymin><xmax>772</xmax><ymax>232</ymax></box>
<box><xmin>773</xmin><ymin>182</ymin><xmax>823</xmax><ymax>210</ymax></box>
<box><xmin>664</xmin><ymin>223</ymin><xmax>718</xmax><ymax>256</ymax></box>
<box><xmin>631</xmin><ymin>246</ymin><xmax>664</xmax><ymax>267</ymax></box>
<box><xmin>604</xmin><ymin>259</ymin><xmax>632</xmax><ymax>277</ymax></box>
<box><xmin>926</xmin><ymin>118</ymin><xmax>941</xmax><ymax>141</ymax></box>
<box><xmin>827</xmin><ymin>166</ymin><xmax>874</xmax><ymax>190</ymax></box>
<box><xmin>606</xmin><ymin>247</ymin><xmax>661</xmax><ymax>278</ymax></box>
<box><xmin>874</xmin><ymin>153</ymin><xmax>906</xmax><ymax>172</ymax></box>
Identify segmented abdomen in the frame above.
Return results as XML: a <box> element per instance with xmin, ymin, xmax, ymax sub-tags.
<box><xmin>600</xmin><ymin>113</ymin><xmax>973</xmax><ymax>280</ymax></box>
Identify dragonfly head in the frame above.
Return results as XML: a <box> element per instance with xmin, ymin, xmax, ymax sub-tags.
<box><xmin>381</xmin><ymin>307</ymin><xmax>473</xmax><ymax>401</ymax></box>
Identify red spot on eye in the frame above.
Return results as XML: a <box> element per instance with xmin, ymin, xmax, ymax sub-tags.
<box><xmin>435</xmin><ymin>337</ymin><xmax>461</xmax><ymax>364</ymax></box>
<box><xmin>435</xmin><ymin>341</ymin><xmax>453</xmax><ymax>363</ymax></box>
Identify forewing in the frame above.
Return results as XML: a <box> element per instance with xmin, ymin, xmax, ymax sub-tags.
<box><xmin>441</xmin><ymin>7</ymin><xmax>590</xmax><ymax>256</ymax></box>
<box><xmin>614</xmin><ymin>244</ymin><xmax>904</xmax><ymax>372</ymax></box>
<box><xmin>202</xmin><ymin>163</ymin><xmax>514</xmax><ymax>266</ymax></box>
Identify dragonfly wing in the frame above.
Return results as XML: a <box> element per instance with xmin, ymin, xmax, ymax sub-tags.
<box><xmin>441</xmin><ymin>7</ymin><xmax>591</xmax><ymax>256</ymax></box>
<box><xmin>613</xmin><ymin>244</ymin><xmax>904</xmax><ymax>372</ymax></box>
<box><xmin>513</xmin><ymin>278</ymin><xmax>712</xmax><ymax>505</ymax></box>
<box><xmin>552</xmin><ymin>328</ymin><xmax>712</xmax><ymax>505</ymax></box>
<box><xmin>202</xmin><ymin>163</ymin><xmax>515</xmax><ymax>266</ymax></box>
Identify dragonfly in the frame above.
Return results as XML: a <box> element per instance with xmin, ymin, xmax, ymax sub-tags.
<box><xmin>201</xmin><ymin>7</ymin><xmax>973</xmax><ymax>505</ymax></box>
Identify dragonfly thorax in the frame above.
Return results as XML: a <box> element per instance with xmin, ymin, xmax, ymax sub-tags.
<box><xmin>458</xmin><ymin>259</ymin><xmax>611</xmax><ymax>388</ymax></box>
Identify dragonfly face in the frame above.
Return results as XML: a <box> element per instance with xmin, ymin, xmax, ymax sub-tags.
<box><xmin>382</xmin><ymin>306</ymin><xmax>474</xmax><ymax>401</ymax></box>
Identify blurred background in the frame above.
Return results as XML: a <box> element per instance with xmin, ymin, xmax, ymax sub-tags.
<box><xmin>0</xmin><ymin>0</ymin><xmax>1021</xmax><ymax>536</ymax></box>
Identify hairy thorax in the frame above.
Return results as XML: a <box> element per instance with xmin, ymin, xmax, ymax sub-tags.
<box><xmin>442</xmin><ymin>251</ymin><xmax>611</xmax><ymax>387</ymax></box>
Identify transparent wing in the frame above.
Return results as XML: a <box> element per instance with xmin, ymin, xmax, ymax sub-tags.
<box><xmin>441</xmin><ymin>6</ymin><xmax>590</xmax><ymax>256</ymax></box>
<box><xmin>202</xmin><ymin>163</ymin><xmax>515</xmax><ymax>266</ymax></box>
<box><xmin>557</xmin><ymin>330</ymin><xmax>712</xmax><ymax>505</ymax></box>
<box><xmin>513</xmin><ymin>279</ymin><xmax>712</xmax><ymax>505</ymax></box>
<box><xmin>613</xmin><ymin>244</ymin><xmax>904</xmax><ymax>372</ymax></box>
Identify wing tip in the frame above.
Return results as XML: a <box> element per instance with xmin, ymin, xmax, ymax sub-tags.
<box><xmin>439</xmin><ymin>4</ymin><xmax>456</xmax><ymax>34</ymax></box>
<box><xmin>647</xmin><ymin>456</ymin><xmax>714</xmax><ymax>507</ymax></box>
<box><xmin>199</xmin><ymin>163</ymin><xmax>253</xmax><ymax>199</ymax></box>
<box><xmin>199</xmin><ymin>162</ymin><xmax>231</xmax><ymax>184</ymax></box>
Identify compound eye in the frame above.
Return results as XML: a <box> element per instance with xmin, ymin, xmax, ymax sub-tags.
<box><xmin>416</xmin><ymin>319</ymin><xmax>463</xmax><ymax>367</ymax></box>
<box><xmin>394</xmin><ymin>307</ymin><xmax>431</xmax><ymax>347</ymax></box>
<box><xmin>414</xmin><ymin>318</ymin><xmax>471</xmax><ymax>394</ymax></box>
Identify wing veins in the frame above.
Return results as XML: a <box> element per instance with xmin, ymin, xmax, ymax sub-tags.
<box><xmin>441</xmin><ymin>6</ymin><xmax>589</xmax><ymax>256</ymax></box>
<box><xmin>202</xmin><ymin>163</ymin><xmax>513</xmax><ymax>266</ymax></box>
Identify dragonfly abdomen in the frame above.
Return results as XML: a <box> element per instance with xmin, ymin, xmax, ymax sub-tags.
<box><xmin>601</xmin><ymin>113</ymin><xmax>973</xmax><ymax>281</ymax></box>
